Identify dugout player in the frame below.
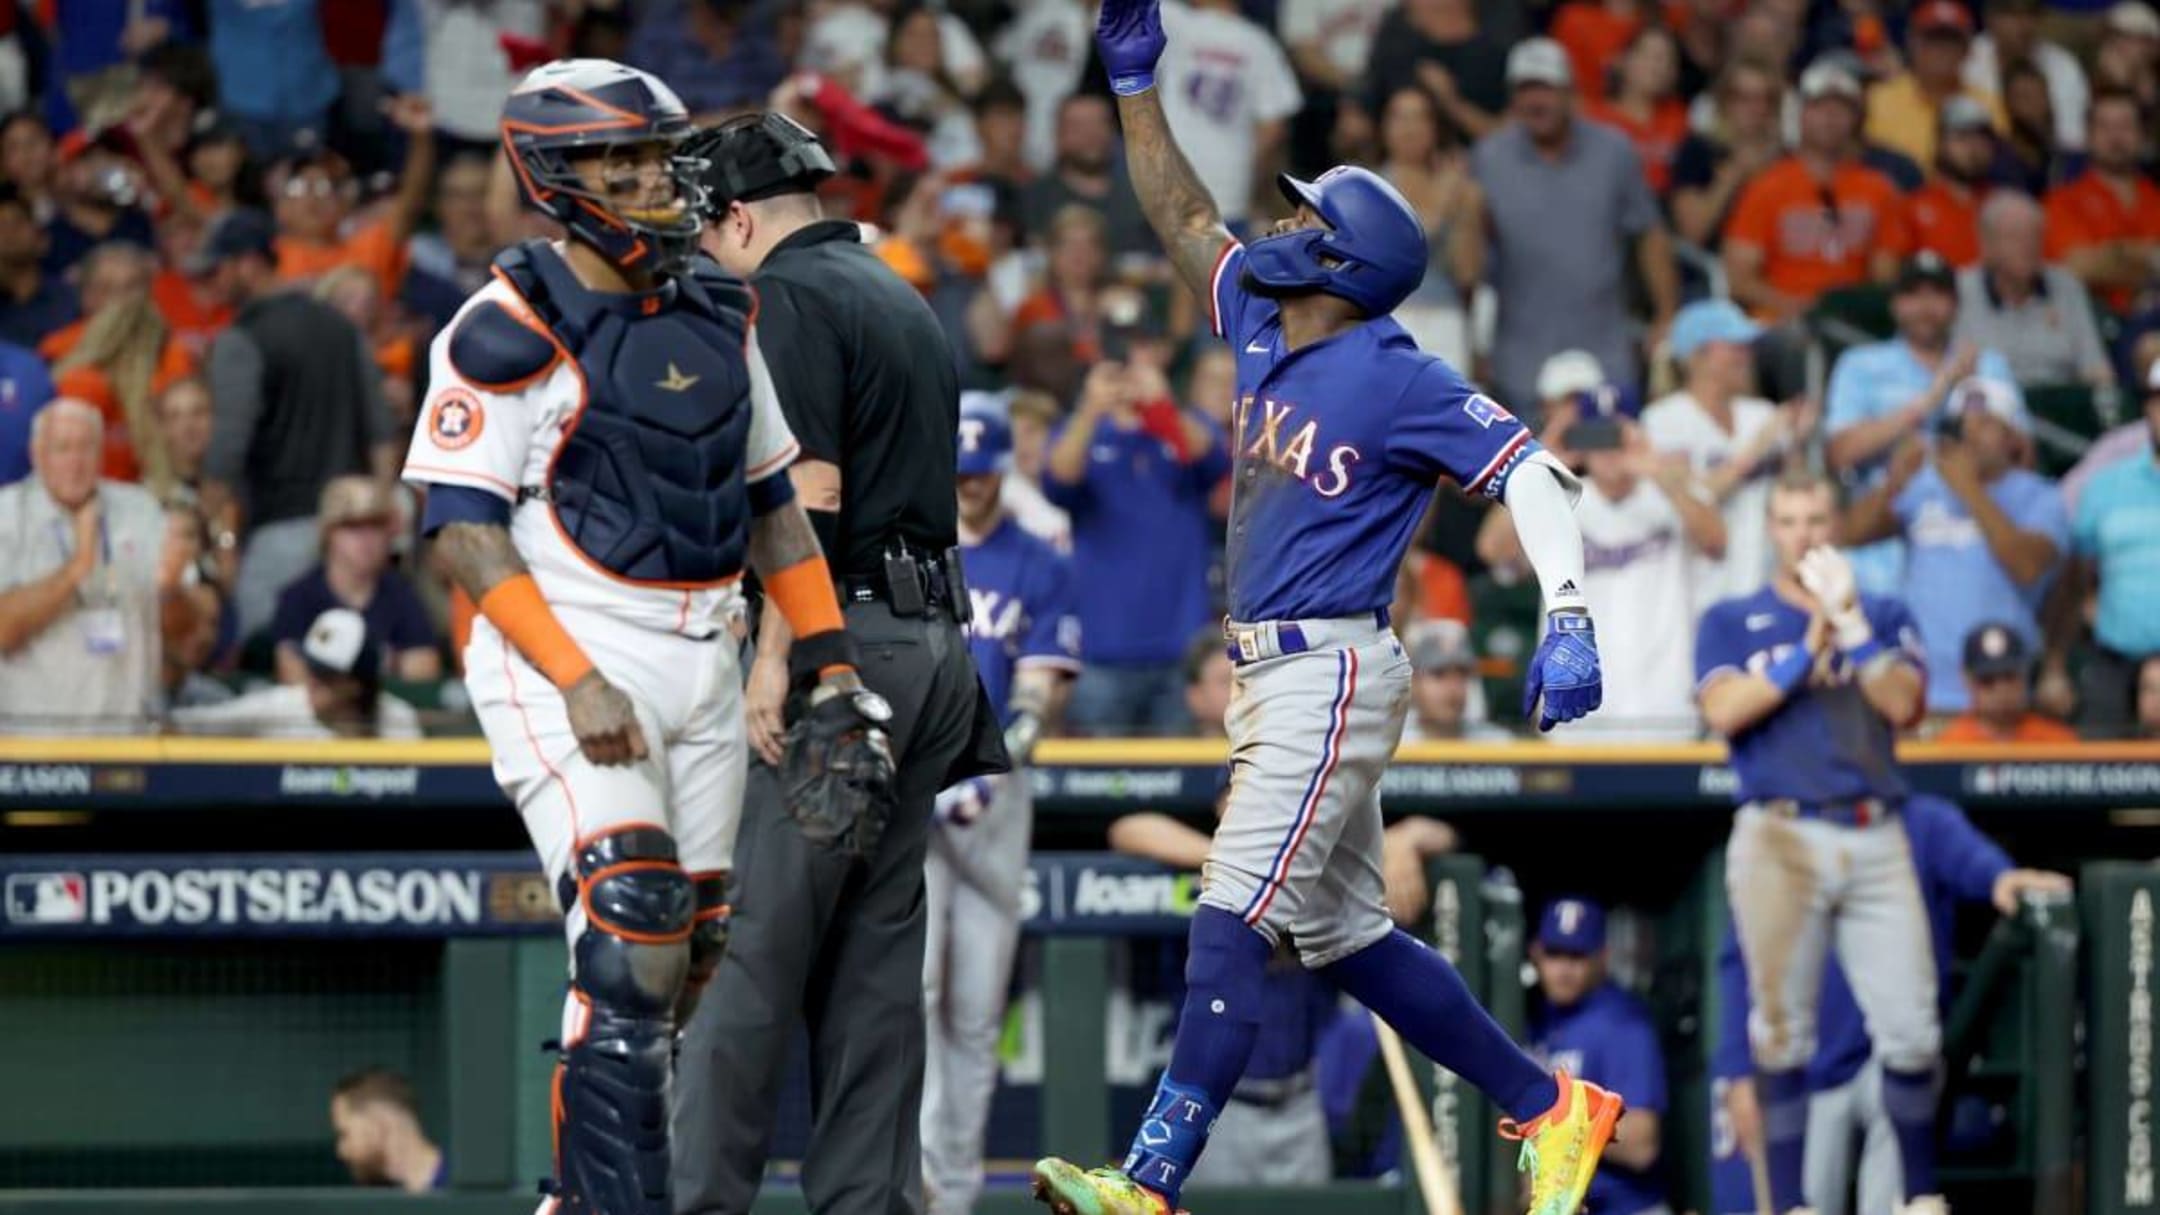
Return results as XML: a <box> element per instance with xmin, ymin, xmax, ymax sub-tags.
<box><xmin>923</xmin><ymin>406</ymin><xmax>1080</xmax><ymax>1214</ymax></box>
<box><xmin>1527</xmin><ymin>900</ymin><xmax>1671</xmax><ymax>1215</ymax></box>
<box><xmin>670</xmin><ymin>113</ymin><xmax>1008</xmax><ymax>1215</ymax></box>
<box><xmin>1708</xmin><ymin>797</ymin><xmax>2067</xmax><ymax>1215</ymax></box>
<box><xmin>406</xmin><ymin>60</ymin><xmax>886</xmax><ymax>1215</ymax></box>
<box><xmin>1033</xmin><ymin>1</ymin><xmax>1623</xmax><ymax>1212</ymax></box>
<box><xmin>1695</xmin><ymin>467</ymin><xmax>1940</xmax><ymax>1215</ymax></box>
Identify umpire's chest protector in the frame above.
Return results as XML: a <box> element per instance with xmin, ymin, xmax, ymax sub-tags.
<box><xmin>497</xmin><ymin>242</ymin><xmax>756</xmax><ymax>586</ymax></box>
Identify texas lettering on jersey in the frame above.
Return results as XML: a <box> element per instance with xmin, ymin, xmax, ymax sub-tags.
<box><xmin>1229</xmin><ymin>394</ymin><xmax>1359</xmax><ymax>499</ymax></box>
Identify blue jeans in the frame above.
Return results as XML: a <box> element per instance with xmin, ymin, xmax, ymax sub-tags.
<box><xmin>1066</xmin><ymin>662</ymin><xmax>1189</xmax><ymax>736</ymax></box>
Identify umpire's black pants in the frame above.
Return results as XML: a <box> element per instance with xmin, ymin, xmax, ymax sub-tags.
<box><xmin>673</xmin><ymin>600</ymin><xmax>983</xmax><ymax>1215</ymax></box>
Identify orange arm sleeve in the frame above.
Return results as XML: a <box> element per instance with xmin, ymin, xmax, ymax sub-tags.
<box><xmin>763</xmin><ymin>555</ymin><xmax>853</xmax><ymax>673</ymax></box>
<box><xmin>477</xmin><ymin>574</ymin><xmax>595</xmax><ymax>689</ymax></box>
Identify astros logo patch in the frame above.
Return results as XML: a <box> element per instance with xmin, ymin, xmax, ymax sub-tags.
<box><xmin>428</xmin><ymin>389</ymin><xmax>485</xmax><ymax>451</ymax></box>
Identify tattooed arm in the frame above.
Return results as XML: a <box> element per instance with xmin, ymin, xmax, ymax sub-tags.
<box><xmin>1115</xmin><ymin>86</ymin><xmax>1236</xmax><ymax>301</ymax></box>
<box><xmin>1096</xmin><ymin>0</ymin><xmax>1232</xmax><ymax>299</ymax></box>
<box><xmin>435</xmin><ymin>521</ymin><xmax>649</xmax><ymax>765</ymax></box>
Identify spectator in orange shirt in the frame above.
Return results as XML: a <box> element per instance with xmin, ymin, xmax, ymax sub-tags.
<box><xmin>1724</xmin><ymin>61</ymin><xmax>1910</xmax><ymax>321</ymax></box>
<box><xmin>1937</xmin><ymin>622</ymin><xmax>2080</xmax><ymax>742</ymax></box>
<box><xmin>2042</xmin><ymin>89</ymin><xmax>2160</xmax><ymax>314</ymax></box>
<box><xmin>1013</xmin><ymin>204</ymin><xmax>1111</xmax><ymax>366</ymax></box>
<box><xmin>1865</xmin><ymin>0</ymin><xmax>2007</xmax><ymax>173</ymax></box>
<box><xmin>41</xmin><ymin>242</ymin><xmax>194</xmax><ymax>491</ymax></box>
<box><xmin>1548</xmin><ymin>0</ymin><xmax>1685</xmax><ymax>104</ymax></box>
<box><xmin>155</xmin><ymin>376</ymin><xmax>211</xmax><ymax>495</ymax></box>
<box><xmin>149</xmin><ymin>210</ymin><xmax>234</xmax><ymax>356</ymax></box>
<box><xmin>1909</xmin><ymin>96</ymin><xmax>2003</xmax><ymax>268</ymax></box>
<box><xmin>1586</xmin><ymin>26</ymin><xmax>1690</xmax><ymax>196</ymax></box>
<box><xmin>272</xmin><ymin>94</ymin><xmax>438</xmax><ymax>300</ymax></box>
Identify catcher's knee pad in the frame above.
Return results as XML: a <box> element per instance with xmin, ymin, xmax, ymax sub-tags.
<box><xmin>671</xmin><ymin>870</ymin><xmax>730</xmax><ymax>1025</ymax></box>
<box><xmin>550</xmin><ymin>826</ymin><xmax>693</xmax><ymax>1215</ymax></box>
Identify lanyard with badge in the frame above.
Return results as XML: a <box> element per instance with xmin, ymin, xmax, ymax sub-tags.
<box><xmin>55</xmin><ymin>514</ymin><xmax>124</xmax><ymax>656</ymax></box>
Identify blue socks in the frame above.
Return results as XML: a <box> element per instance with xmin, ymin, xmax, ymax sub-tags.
<box><xmin>1320</xmin><ymin>928</ymin><xmax>1559</xmax><ymax>1124</ymax></box>
<box><xmin>1121</xmin><ymin>907</ymin><xmax>1270</xmax><ymax>1203</ymax></box>
<box><xmin>1757</xmin><ymin>1067</ymin><xmax>1810</xmax><ymax>1211</ymax></box>
<box><xmin>1879</xmin><ymin>1064</ymin><xmax>1939</xmax><ymax>1199</ymax></box>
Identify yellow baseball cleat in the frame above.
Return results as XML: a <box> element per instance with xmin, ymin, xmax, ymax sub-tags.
<box><xmin>1496</xmin><ymin>1070</ymin><xmax>1627</xmax><ymax>1215</ymax></box>
<box><xmin>1029</xmin><ymin>1158</ymin><xmax>1181</xmax><ymax>1215</ymax></box>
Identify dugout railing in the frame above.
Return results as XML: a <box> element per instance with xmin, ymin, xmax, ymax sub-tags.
<box><xmin>0</xmin><ymin>737</ymin><xmax>2149</xmax><ymax>1213</ymax></box>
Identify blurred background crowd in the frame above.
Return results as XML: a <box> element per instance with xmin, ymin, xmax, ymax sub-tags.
<box><xmin>0</xmin><ymin>0</ymin><xmax>2157</xmax><ymax>742</ymax></box>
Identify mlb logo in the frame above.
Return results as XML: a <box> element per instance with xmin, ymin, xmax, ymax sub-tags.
<box><xmin>5</xmin><ymin>873</ymin><xmax>88</xmax><ymax>924</ymax></box>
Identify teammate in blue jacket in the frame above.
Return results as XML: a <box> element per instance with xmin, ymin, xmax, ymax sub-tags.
<box><xmin>1031</xmin><ymin>0</ymin><xmax>1620</xmax><ymax>1212</ymax></box>
<box><xmin>1528</xmin><ymin>899</ymin><xmax>1672</xmax><ymax>1215</ymax></box>
<box><xmin>1706</xmin><ymin>795</ymin><xmax>2068</xmax><ymax>1215</ymax></box>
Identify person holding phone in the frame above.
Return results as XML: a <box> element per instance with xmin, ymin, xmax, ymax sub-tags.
<box><xmin>1840</xmin><ymin>376</ymin><xmax>2067</xmax><ymax>715</ymax></box>
<box><xmin>1043</xmin><ymin>305</ymin><xmax>1229</xmax><ymax>734</ymax></box>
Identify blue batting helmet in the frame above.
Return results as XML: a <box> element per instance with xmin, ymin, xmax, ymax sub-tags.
<box><xmin>500</xmin><ymin>59</ymin><xmax>706</xmax><ymax>276</ymax></box>
<box><xmin>1241</xmin><ymin>166</ymin><xmax>1427</xmax><ymax>317</ymax></box>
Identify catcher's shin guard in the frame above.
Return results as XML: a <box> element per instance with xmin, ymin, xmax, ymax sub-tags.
<box><xmin>547</xmin><ymin>826</ymin><xmax>694</xmax><ymax>1214</ymax></box>
<box><xmin>672</xmin><ymin>870</ymin><xmax>730</xmax><ymax>1025</ymax></box>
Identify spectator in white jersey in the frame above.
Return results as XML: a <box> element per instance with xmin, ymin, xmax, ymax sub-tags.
<box><xmin>1481</xmin><ymin>398</ymin><xmax>1725</xmax><ymax>741</ymax></box>
<box><xmin>172</xmin><ymin>607</ymin><xmax>420</xmax><ymax>740</ymax></box>
<box><xmin>1644</xmin><ymin>299</ymin><xmax>1820</xmax><ymax>603</ymax></box>
<box><xmin>1155</xmin><ymin>0</ymin><xmax>1304</xmax><ymax>228</ymax></box>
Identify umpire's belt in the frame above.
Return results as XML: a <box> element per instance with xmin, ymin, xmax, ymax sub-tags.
<box><xmin>1757</xmin><ymin>797</ymin><xmax>1896</xmax><ymax>827</ymax></box>
<box><xmin>1225</xmin><ymin>608</ymin><xmax>1390</xmax><ymax>666</ymax></box>
<box><xmin>840</xmin><ymin>548</ymin><xmax>963</xmax><ymax>618</ymax></box>
<box><xmin>1230</xmin><ymin>1067</ymin><xmax>1315</xmax><ymax>1108</ymax></box>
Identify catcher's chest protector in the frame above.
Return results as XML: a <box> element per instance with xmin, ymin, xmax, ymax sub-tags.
<box><xmin>500</xmin><ymin>241</ymin><xmax>757</xmax><ymax>585</ymax></box>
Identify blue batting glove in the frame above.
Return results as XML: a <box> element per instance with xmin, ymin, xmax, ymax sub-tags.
<box><xmin>1095</xmin><ymin>0</ymin><xmax>1167</xmax><ymax>96</ymax></box>
<box><xmin>1523</xmin><ymin>612</ymin><xmax>1602</xmax><ymax>732</ymax></box>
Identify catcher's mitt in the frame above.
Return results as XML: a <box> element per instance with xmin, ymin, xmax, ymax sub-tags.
<box><xmin>780</xmin><ymin>692</ymin><xmax>898</xmax><ymax>860</ymax></box>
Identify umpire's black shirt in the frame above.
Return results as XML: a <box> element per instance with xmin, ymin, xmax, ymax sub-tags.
<box><xmin>750</xmin><ymin>220</ymin><xmax>958</xmax><ymax>575</ymax></box>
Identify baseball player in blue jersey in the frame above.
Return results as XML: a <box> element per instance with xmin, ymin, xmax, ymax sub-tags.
<box><xmin>1527</xmin><ymin>899</ymin><xmax>1672</xmax><ymax>1215</ymax></box>
<box><xmin>923</xmin><ymin>407</ymin><xmax>1081</xmax><ymax>1214</ymax></box>
<box><xmin>1707</xmin><ymin>797</ymin><xmax>2068</xmax><ymax>1215</ymax></box>
<box><xmin>1032</xmin><ymin>2</ymin><xmax>1620</xmax><ymax>1213</ymax></box>
<box><xmin>1695</xmin><ymin>467</ymin><xmax>1940</xmax><ymax>1215</ymax></box>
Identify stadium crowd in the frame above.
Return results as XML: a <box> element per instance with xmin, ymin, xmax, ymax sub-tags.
<box><xmin>0</xmin><ymin>0</ymin><xmax>2156</xmax><ymax>744</ymax></box>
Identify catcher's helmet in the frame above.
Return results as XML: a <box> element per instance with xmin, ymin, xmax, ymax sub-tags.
<box><xmin>1241</xmin><ymin>166</ymin><xmax>1428</xmax><ymax>317</ymax></box>
<box><xmin>500</xmin><ymin>59</ymin><xmax>705</xmax><ymax>276</ymax></box>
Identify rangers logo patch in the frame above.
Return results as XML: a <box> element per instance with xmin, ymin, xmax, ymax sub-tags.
<box><xmin>1463</xmin><ymin>394</ymin><xmax>1515</xmax><ymax>429</ymax></box>
<box><xmin>428</xmin><ymin>389</ymin><xmax>485</xmax><ymax>451</ymax></box>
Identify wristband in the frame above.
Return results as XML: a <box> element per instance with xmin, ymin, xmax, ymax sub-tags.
<box><xmin>1841</xmin><ymin>636</ymin><xmax>1889</xmax><ymax>670</ymax></box>
<box><xmin>1108</xmin><ymin>71</ymin><xmax>1156</xmax><ymax>96</ymax></box>
<box><xmin>478</xmin><ymin>574</ymin><xmax>595</xmax><ymax>690</ymax></box>
<box><xmin>1765</xmin><ymin>646</ymin><xmax>1814</xmax><ymax>696</ymax></box>
<box><xmin>764</xmin><ymin>554</ymin><xmax>847</xmax><ymax>642</ymax></box>
<box><xmin>789</xmin><ymin>628</ymin><xmax>862</xmax><ymax>688</ymax></box>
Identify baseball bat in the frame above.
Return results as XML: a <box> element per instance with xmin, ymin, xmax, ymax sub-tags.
<box><xmin>1372</xmin><ymin>1011</ymin><xmax>1464</xmax><ymax>1215</ymax></box>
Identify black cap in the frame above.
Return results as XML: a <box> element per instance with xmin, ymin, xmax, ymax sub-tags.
<box><xmin>185</xmin><ymin>208</ymin><xmax>277</xmax><ymax>276</ymax></box>
<box><xmin>689</xmin><ymin>112</ymin><xmax>837</xmax><ymax>211</ymax></box>
<box><xmin>1895</xmin><ymin>251</ymin><xmax>1957</xmax><ymax>294</ymax></box>
<box><xmin>1962</xmin><ymin>622</ymin><xmax>2032</xmax><ymax>678</ymax></box>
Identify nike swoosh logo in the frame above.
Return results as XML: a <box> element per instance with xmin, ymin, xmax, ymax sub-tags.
<box><xmin>1745</xmin><ymin>613</ymin><xmax>1777</xmax><ymax>630</ymax></box>
<box><xmin>1246</xmin><ymin>340</ymin><xmax>1269</xmax><ymax>354</ymax></box>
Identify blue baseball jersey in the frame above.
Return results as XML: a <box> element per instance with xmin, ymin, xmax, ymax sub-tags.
<box><xmin>1208</xmin><ymin>243</ymin><xmax>1546</xmax><ymax>622</ymax></box>
<box><xmin>960</xmin><ymin>516</ymin><xmax>1081</xmax><ymax>721</ymax></box>
<box><xmin>1694</xmin><ymin>586</ymin><xmax>1926</xmax><ymax>805</ymax></box>
<box><xmin>1530</xmin><ymin>984</ymin><xmax>1670</xmax><ymax>1215</ymax></box>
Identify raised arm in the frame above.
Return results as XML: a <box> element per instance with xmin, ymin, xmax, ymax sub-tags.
<box><xmin>1097</xmin><ymin>0</ymin><xmax>1235</xmax><ymax>298</ymax></box>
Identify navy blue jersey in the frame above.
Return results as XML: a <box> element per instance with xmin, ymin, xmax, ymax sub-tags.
<box><xmin>1209</xmin><ymin>243</ymin><xmax>1544</xmax><ymax>622</ymax></box>
<box><xmin>1531</xmin><ymin>984</ymin><xmax>1670</xmax><ymax>1215</ymax></box>
<box><xmin>960</xmin><ymin>516</ymin><xmax>1081</xmax><ymax>721</ymax></box>
<box><xmin>1694</xmin><ymin>586</ymin><xmax>1925</xmax><ymax>805</ymax></box>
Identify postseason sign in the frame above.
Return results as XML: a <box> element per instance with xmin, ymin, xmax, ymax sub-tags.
<box><xmin>0</xmin><ymin>853</ymin><xmax>1202</xmax><ymax>939</ymax></box>
<box><xmin>0</xmin><ymin>854</ymin><xmax>557</xmax><ymax>938</ymax></box>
